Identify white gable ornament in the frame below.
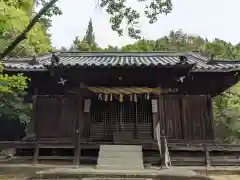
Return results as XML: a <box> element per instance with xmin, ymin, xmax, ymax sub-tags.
<box><xmin>58</xmin><ymin>77</ymin><xmax>67</xmax><ymax>86</ymax></box>
<box><xmin>177</xmin><ymin>76</ymin><xmax>186</xmax><ymax>83</ymax></box>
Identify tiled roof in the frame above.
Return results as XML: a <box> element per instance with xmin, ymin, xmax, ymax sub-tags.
<box><xmin>3</xmin><ymin>52</ymin><xmax>240</xmax><ymax>72</ymax></box>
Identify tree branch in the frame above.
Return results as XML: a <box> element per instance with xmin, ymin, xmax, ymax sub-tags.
<box><xmin>0</xmin><ymin>0</ymin><xmax>59</xmax><ymax>61</ymax></box>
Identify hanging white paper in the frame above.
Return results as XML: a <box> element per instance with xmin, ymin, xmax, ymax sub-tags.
<box><xmin>84</xmin><ymin>99</ymin><xmax>91</xmax><ymax>113</ymax></box>
<box><xmin>151</xmin><ymin>99</ymin><xmax>158</xmax><ymax>113</ymax></box>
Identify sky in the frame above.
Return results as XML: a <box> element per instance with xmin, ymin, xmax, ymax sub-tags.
<box><xmin>49</xmin><ymin>0</ymin><xmax>240</xmax><ymax>49</ymax></box>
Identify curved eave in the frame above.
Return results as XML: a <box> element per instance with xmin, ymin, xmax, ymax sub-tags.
<box><xmin>192</xmin><ymin>67</ymin><xmax>240</xmax><ymax>72</ymax></box>
<box><xmin>44</xmin><ymin>62</ymin><xmax>194</xmax><ymax>69</ymax></box>
<box><xmin>4</xmin><ymin>67</ymin><xmax>48</xmax><ymax>72</ymax></box>
<box><xmin>3</xmin><ymin>66</ymin><xmax>240</xmax><ymax>72</ymax></box>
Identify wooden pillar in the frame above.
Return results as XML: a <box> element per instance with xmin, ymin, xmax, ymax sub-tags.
<box><xmin>157</xmin><ymin>86</ymin><xmax>164</xmax><ymax>166</ymax></box>
<box><xmin>152</xmin><ymin>98</ymin><xmax>159</xmax><ymax>140</ymax></box>
<box><xmin>74</xmin><ymin>83</ymin><xmax>84</xmax><ymax>166</ymax></box>
<box><xmin>208</xmin><ymin>95</ymin><xmax>216</xmax><ymax>141</ymax></box>
<box><xmin>32</xmin><ymin>89</ymin><xmax>39</xmax><ymax>164</ymax></box>
<box><xmin>158</xmin><ymin>94</ymin><xmax>165</xmax><ymax>138</ymax></box>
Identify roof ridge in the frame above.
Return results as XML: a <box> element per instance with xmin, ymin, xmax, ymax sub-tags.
<box><xmin>58</xmin><ymin>51</ymin><xmax>188</xmax><ymax>57</ymax></box>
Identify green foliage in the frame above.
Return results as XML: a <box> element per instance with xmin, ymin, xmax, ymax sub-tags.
<box><xmin>0</xmin><ymin>0</ymin><xmax>60</xmax><ymax>124</ymax></box>
<box><xmin>213</xmin><ymin>83</ymin><xmax>240</xmax><ymax>143</ymax></box>
<box><xmin>0</xmin><ymin>64</ymin><xmax>30</xmax><ymax>124</ymax></box>
<box><xmin>35</xmin><ymin>0</ymin><xmax>62</xmax><ymax>29</ymax></box>
<box><xmin>0</xmin><ymin>0</ymin><xmax>53</xmax><ymax>56</ymax></box>
<box><xmin>100</xmin><ymin>0</ymin><xmax>172</xmax><ymax>39</ymax></box>
<box><xmin>71</xmin><ymin>19</ymin><xmax>100</xmax><ymax>52</ymax></box>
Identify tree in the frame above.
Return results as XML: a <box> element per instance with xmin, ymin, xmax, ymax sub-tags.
<box><xmin>0</xmin><ymin>0</ymin><xmax>59</xmax><ymax>59</ymax></box>
<box><xmin>99</xmin><ymin>0</ymin><xmax>172</xmax><ymax>38</ymax></box>
<box><xmin>1</xmin><ymin>0</ymin><xmax>173</xmax><ymax>59</ymax></box>
<box><xmin>0</xmin><ymin>0</ymin><xmax>60</xmax><ymax>124</ymax></box>
<box><xmin>70</xmin><ymin>19</ymin><xmax>100</xmax><ymax>52</ymax></box>
<box><xmin>83</xmin><ymin>19</ymin><xmax>97</xmax><ymax>49</ymax></box>
<box><xmin>213</xmin><ymin>85</ymin><xmax>240</xmax><ymax>143</ymax></box>
<box><xmin>71</xmin><ymin>37</ymin><xmax>91</xmax><ymax>52</ymax></box>
<box><xmin>0</xmin><ymin>69</ymin><xmax>31</xmax><ymax>124</ymax></box>
<box><xmin>0</xmin><ymin>0</ymin><xmax>54</xmax><ymax>57</ymax></box>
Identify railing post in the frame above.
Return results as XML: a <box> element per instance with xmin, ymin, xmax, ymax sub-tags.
<box><xmin>204</xmin><ymin>144</ymin><xmax>211</xmax><ymax>167</ymax></box>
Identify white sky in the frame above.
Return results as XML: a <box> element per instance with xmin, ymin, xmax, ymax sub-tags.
<box><xmin>49</xmin><ymin>0</ymin><xmax>240</xmax><ymax>49</ymax></box>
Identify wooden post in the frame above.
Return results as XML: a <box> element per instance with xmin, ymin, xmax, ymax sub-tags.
<box><xmin>135</xmin><ymin>102</ymin><xmax>138</xmax><ymax>139</ymax></box>
<box><xmin>74</xmin><ymin>83</ymin><xmax>84</xmax><ymax>166</ymax></box>
<box><xmin>32</xmin><ymin>89</ymin><xmax>39</xmax><ymax>164</ymax></box>
<box><xmin>204</xmin><ymin>144</ymin><xmax>211</xmax><ymax>167</ymax></box>
<box><xmin>208</xmin><ymin>95</ymin><xmax>216</xmax><ymax>141</ymax></box>
<box><xmin>157</xmin><ymin>85</ymin><xmax>164</xmax><ymax>167</ymax></box>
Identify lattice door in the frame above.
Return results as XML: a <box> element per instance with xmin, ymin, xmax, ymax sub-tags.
<box><xmin>136</xmin><ymin>99</ymin><xmax>153</xmax><ymax>140</ymax></box>
<box><xmin>117</xmin><ymin>102</ymin><xmax>136</xmax><ymax>139</ymax></box>
<box><xmin>90</xmin><ymin>99</ymin><xmax>153</xmax><ymax>141</ymax></box>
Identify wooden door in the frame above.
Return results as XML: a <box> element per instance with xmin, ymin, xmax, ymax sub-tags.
<box><xmin>36</xmin><ymin>95</ymin><xmax>78</xmax><ymax>142</ymax></box>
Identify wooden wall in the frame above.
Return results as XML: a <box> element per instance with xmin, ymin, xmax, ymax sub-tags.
<box><xmin>158</xmin><ymin>95</ymin><xmax>214</xmax><ymax>141</ymax></box>
<box><xmin>33</xmin><ymin>94</ymin><xmax>214</xmax><ymax>143</ymax></box>
<box><xmin>35</xmin><ymin>95</ymin><xmax>78</xmax><ymax>142</ymax></box>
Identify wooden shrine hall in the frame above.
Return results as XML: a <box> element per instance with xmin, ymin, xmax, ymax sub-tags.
<box><xmin>2</xmin><ymin>52</ymin><xmax>240</xmax><ymax>165</ymax></box>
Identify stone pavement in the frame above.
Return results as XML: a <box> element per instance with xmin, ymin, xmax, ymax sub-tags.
<box><xmin>0</xmin><ymin>164</ymin><xmax>239</xmax><ymax>180</ymax></box>
<box><xmin>210</xmin><ymin>175</ymin><xmax>240</xmax><ymax>180</ymax></box>
<box><xmin>34</xmin><ymin>167</ymin><xmax>210</xmax><ymax>179</ymax></box>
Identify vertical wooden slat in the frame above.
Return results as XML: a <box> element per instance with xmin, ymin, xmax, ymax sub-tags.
<box><xmin>158</xmin><ymin>95</ymin><xmax>164</xmax><ymax>137</ymax></box>
<box><xmin>208</xmin><ymin>95</ymin><xmax>215</xmax><ymax>141</ymax></box>
<box><xmin>135</xmin><ymin>102</ymin><xmax>138</xmax><ymax>139</ymax></box>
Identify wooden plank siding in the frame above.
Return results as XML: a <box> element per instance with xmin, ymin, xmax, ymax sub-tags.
<box><xmin>36</xmin><ymin>95</ymin><xmax>78</xmax><ymax>142</ymax></box>
<box><xmin>161</xmin><ymin>95</ymin><xmax>183</xmax><ymax>139</ymax></box>
<box><xmin>160</xmin><ymin>95</ymin><xmax>214</xmax><ymax>141</ymax></box>
<box><xmin>33</xmin><ymin>94</ymin><xmax>214</xmax><ymax>144</ymax></box>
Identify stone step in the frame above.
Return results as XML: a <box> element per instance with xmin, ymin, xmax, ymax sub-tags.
<box><xmin>97</xmin><ymin>164</ymin><xmax>144</xmax><ymax>170</ymax></box>
<box><xmin>97</xmin><ymin>145</ymin><xmax>144</xmax><ymax>170</ymax></box>
<box><xmin>98</xmin><ymin>153</ymin><xmax>143</xmax><ymax>158</ymax></box>
<box><xmin>82</xmin><ymin>177</ymin><xmax>150</xmax><ymax>180</ymax></box>
<box><xmin>99</xmin><ymin>145</ymin><xmax>142</xmax><ymax>152</ymax></box>
<box><xmin>97</xmin><ymin>159</ymin><xmax>143</xmax><ymax>163</ymax></box>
